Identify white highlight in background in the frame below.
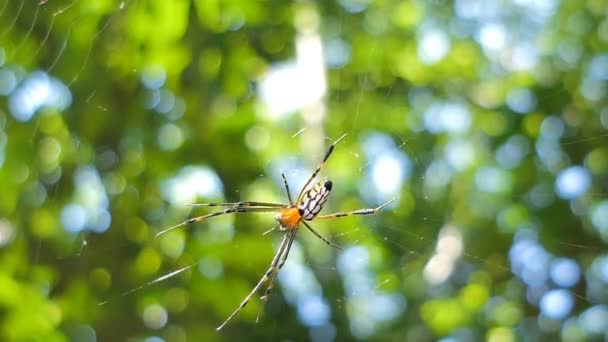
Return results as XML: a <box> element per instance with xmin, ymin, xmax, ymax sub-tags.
<box><xmin>161</xmin><ymin>166</ymin><xmax>223</xmax><ymax>206</ymax></box>
<box><xmin>423</xmin><ymin>225</ymin><xmax>463</xmax><ymax>285</ymax></box>
<box><xmin>258</xmin><ymin>34</ymin><xmax>326</xmax><ymax>119</ymax></box>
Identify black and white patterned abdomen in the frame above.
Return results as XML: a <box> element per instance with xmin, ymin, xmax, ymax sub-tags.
<box><xmin>298</xmin><ymin>180</ymin><xmax>332</xmax><ymax>220</ymax></box>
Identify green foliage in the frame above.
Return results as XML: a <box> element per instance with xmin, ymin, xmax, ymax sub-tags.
<box><xmin>0</xmin><ymin>0</ymin><xmax>607</xmax><ymax>341</ymax></box>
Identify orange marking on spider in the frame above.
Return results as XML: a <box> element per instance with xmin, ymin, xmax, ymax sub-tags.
<box><xmin>275</xmin><ymin>207</ymin><xmax>302</xmax><ymax>229</ymax></box>
<box><xmin>157</xmin><ymin>133</ymin><xmax>396</xmax><ymax>330</ymax></box>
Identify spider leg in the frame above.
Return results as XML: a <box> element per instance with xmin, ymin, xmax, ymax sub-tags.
<box><xmin>258</xmin><ymin>230</ymin><xmax>297</xmax><ymax>307</ymax></box>
<box><xmin>262</xmin><ymin>225</ymin><xmax>278</xmax><ymax>236</ymax></box>
<box><xmin>187</xmin><ymin>201</ymin><xmax>286</xmax><ymax>208</ymax></box>
<box><xmin>216</xmin><ymin>230</ymin><xmax>297</xmax><ymax>330</ymax></box>
<box><xmin>315</xmin><ymin>198</ymin><xmax>396</xmax><ymax>220</ymax></box>
<box><xmin>302</xmin><ymin>221</ymin><xmax>343</xmax><ymax>251</ymax></box>
<box><xmin>296</xmin><ymin>133</ymin><xmax>347</xmax><ymax>203</ymax></box>
<box><xmin>155</xmin><ymin>207</ymin><xmax>280</xmax><ymax>238</ymax></box>
<box><xmin>281</xmin><ymin>172</ymin><xmax>294</xmax><ymax>205</ymax></box>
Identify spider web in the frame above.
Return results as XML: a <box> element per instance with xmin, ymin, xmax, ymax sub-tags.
<box><xmin>2</xmin><ymin>0</ymin><xmax>608</xmax><ymax>341</ymax></box>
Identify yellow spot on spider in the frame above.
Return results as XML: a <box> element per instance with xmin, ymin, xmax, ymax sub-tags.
<box><xmin>278</xmin><ymin>207</ymin><xmax>301</xmax><ymax>229</ymax></box>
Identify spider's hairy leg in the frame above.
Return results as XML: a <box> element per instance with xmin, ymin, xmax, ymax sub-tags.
<box><xmin>262</xmin><ymin>225</ymin><xmax>278</xmax><ymax>235</ymax></box>
<box><xmin>296</xmin><ymin>133</ymin><xmax>347</xmax><ymax>203</ymax></box>
<box><xmin>258</xmin><ymin>229</ymin><xmax>297</xmax><ymax>308</ymax></box>
<box><xmin>302</xmin><ymin>221</ymin><xmax>343</xmax><ymax>251</ymax></box>
<box><xmin>281</xmin><ymin>172</ymin><xmax>294</xmax><ymax>205</ymax></box>
<box><xmin>315</xmin><ymin>198</ymin><xmax>397</xmax><ymax>220</ymax></box>
<box><xmin>216</xmin><ymin>230</ymin><xmax>297</xmax><ymax>330</ymax></box>
<box><xmin>187</xmin><ymin>201</ymin><xmax>286</xmax><ymax>208</ymax></box>
<box><xmin>155</xmin><ymin>207</ymin><xmax>279</xmax><ymax>238</ymax></box>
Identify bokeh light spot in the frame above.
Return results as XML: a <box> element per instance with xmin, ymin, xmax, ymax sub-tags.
<box><xmin>142</xmin><ymin>304</ymin><xmax>168</xmax><ymax>330</ymax></box>
<box><xmin>540</xmin><ymin>289</ymin><xmax>574</xmax><ymax>320</ymax></box>
<box><xmin>555</xmin><ymin>166</ymin><xmax>591</xmax><ymax>200</ymax></box>
<box><xmin>550</xmin><ymin>258</ymin><xmax>580</xmax><ymax>288</ymax></box>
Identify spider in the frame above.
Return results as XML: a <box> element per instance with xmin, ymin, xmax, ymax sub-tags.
<box><xmin>155</xmin><ymin>133</ymin><xmax>395</xmax><ymax>330</ymax></box>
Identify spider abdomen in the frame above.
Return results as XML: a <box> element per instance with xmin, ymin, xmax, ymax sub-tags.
<box><xmin>298</xmin><ymin>180</ymin><xmax>332</xmax><ymax>220</ymax></box>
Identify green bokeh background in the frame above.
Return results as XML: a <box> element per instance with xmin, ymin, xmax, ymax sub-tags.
<box><xmin>0</xmin><ymin>0</ymin><xmax>607</xmax><ymax>341</ymax></box>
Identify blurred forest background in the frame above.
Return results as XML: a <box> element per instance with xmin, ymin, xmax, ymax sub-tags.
<box><xmin>1</xmin><ymin>0</ymin><xmax>608</xmax><ymax>341</ymax></box>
